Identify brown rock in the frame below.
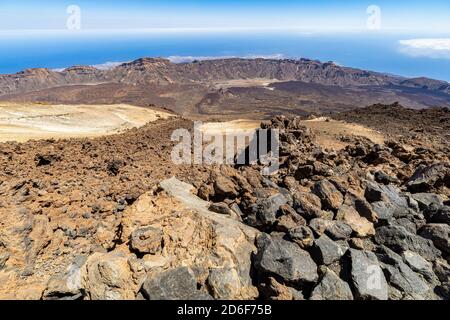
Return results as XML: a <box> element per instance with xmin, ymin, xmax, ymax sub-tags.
<box><xmin>313</xmin><ymin>180</ymin><xmax>344</xmax><ymax>211</ymax></box>
<box><xmin>336</xmin><ymin>205</ymin><xmax>375</xmax><ymax>238</ymax></box>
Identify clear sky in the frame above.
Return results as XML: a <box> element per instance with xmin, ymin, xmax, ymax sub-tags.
<box><xmin>1</xmin><ymin>0</ymin><xmax>449</xmax><ymax>33</ymax></box>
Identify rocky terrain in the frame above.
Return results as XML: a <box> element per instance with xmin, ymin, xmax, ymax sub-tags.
<box><xmin>0</xmin><ymin>103</ymin><xmax>449</xmax><ymax>300</ymax></box>
<box><xmin>1</xmin><ymin>58</ymin><xmax>450</xmax><ymax>118</ymax></box>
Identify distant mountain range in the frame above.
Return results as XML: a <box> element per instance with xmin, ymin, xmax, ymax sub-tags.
<box><xmin>1</xmin><ymin>58</ymin><xmax>449</xmax><ymax>118</ymax></box>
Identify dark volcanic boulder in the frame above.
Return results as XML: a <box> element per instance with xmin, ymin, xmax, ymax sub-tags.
<box><xmin>374</xmin><ymin>225</ymin><xmax>441</xmax><ymax>260</ymax></box>
<box><xmin>419</xmin><ymin>224</ymin><xmax>450</xmax><ymax>254</ymax></box>
<box><xmin>424</xmin><ymin>205</ymin><xmax>450</xmax><ymax>224</ymax></box>
<box><xmin>141</xmin><ymin>267</ymin><xmax>212</xmax><ymax>300</ymax></box>
<box><xmin>310</xmin><ymin>267</ymin><xmax>353</xmax><ymax>300</ymax></box>
<box><xmin>376</xmin><ymin>247</ymin><xmax>433</xmax><ymax>300</ymax></box>
<box><xmin>348</xmin><ymin>249</ymin><xmax>388</xmax><ymax>300</ymax></box>
<box><xmin>254</xmin><ymin>234</ymin><xmax>318</xmax><ymax>284</ymax></box>
<box><xmin>311</xmin><ymin>234</ymin><xmax>347</xmax><ymax>265</ymax></box>
<box><xmin>406</xmin><ymin>163</ymin><xmax>449</xmax><ymax>192</ymax></box>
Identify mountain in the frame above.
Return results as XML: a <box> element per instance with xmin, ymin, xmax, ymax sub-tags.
<box><xmin>1</xmin><ymin>58</ymin><xmax>449</xmax><ymax>118</ymax></box>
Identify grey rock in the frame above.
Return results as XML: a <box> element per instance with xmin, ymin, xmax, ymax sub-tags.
<box><xmin>406</xmin><ymin>163</ymin><xmax>449</xmax><ymax>193</ymax></box>
<box><xmin>376</xmin><ymin>247</ymin><xmax>432</xmax><ymax>300</ymax></box>
<box><xmin>43</xmin><ymin>256</ymin><xmax>87</xmax><ymax>300</ymax></box>
<box><xmin>325</xmin><ymin>221</ymin><xmax>353</xmax><ymax>241</ymax></box>
<box><xmin>254</xmin><ymin>233</ymin><xmax>318</xmax><ymax>283</ymax></box>
<box><xmin>424</xmin><ymin>205</ymin><xmax>450</xmax><ymax>224</ymax></box>
<box><xmin>209</xmin><ymin>202</ymin><xmax>234</xmax><ymax>215</ymax></box>
<box><xmin>311</xmin><ymin>234</ymin><xmax>347</xmax><ymax>265</ymax></box>
<box><xmin>348</xmin><ymin>249</ymin><xmax>388</xmax><ymax>300</ymax></box>
<box><xmin>374</xmin><ymin>171</ymin><xmax>400</xmax><ymax>185</ymax></box>
<box><xmin>312</xmin><ymin>180</ymin><xmax>344</xmax><ymax>211</ymax></box>
<box><xmin>374</xmin><ymin>225</ymin><xmax>441</xmax><ymax>261</ymax></box>
<box><xmin>310</xmin><ymin>267</ymin><xmax>353</xmax><ymax>300</ymax></box>
<box><xmin>402</xmin><ymin>251</ymin><xmax>435</xmax><ymax>282</ymax></box>
<box><xmin>412</xmin><ymin>193</ymin><xmax>444</xmax><ymax>211</ymax></box>
<box><xmin>419</xmin><ymin>224</ymin><xmax>450</xmax><ymax>254</ymax></box>
<box><xmin>249</xmin><ymin>193</ymin><xmax>288</xmax><ymax>228</ymax></box>
<box><xmin>365</xmin><ymin>182</ymin><xmax>410</xmax><ymax>222</ymax></box>
<box><xmin>435</xmin><ymin>282</ymin><xmax>450</xmax><ymax>300</ymax></box>
<box><xmin>287</xmin><ymin>226</ymin><xmax>314</xmax><ymax>249</ymax></box>
<box><xmin>142</xmin><ymin>267</ymin><xmax>213</xmax><ymax>300</ymax></box>
<box><xmin>433</xmin><ymin>259</ymin><xmax>450</xmax><ymax>282</ymax></box>
<box><xmin>207</xmin><ymin>267</ymin><xmax>243</xmax><ymax>300</ymax></box>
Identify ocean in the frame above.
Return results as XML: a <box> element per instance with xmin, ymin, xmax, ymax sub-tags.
<box><xmin>1</xmin><ymin>31</ymin><xmax>449</xmax><ymax>82</ymax></box>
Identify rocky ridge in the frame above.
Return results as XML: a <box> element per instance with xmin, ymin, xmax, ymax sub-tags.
<box><xmin>0</xmin><ymin>104</ymin><xmax>449</xmax><ymax>300</ymax></box>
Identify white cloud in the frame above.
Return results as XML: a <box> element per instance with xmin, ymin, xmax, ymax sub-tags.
<box><xmin>91</xmin><ymin>61</ymin><xmax>125</xmax><ymax>70</ymax></box>
<box><xmin>167</xmin><ymin>54</ymin><xmax>285</xmax><ymax>64</ymax></box>
<box><xmin>399</xmin><ymin>39</ymin><xmax>450</xmax><ymax>59</ymax></box>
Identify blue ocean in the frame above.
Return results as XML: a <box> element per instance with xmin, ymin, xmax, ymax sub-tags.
<box><xmin>1</xmin><ymin>31</ymin><xmax>449</xmax><ymax>82</ymax></box>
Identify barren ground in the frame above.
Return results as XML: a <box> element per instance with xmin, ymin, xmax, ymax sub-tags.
<box><xmin>0</xmin><ymin>103</ymin><xmax>172</xmax><ymax>142</ymax></box>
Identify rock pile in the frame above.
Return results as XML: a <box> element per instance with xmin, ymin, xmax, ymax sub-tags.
<box><xmin>0</xmin><ymin>112</ymin><xmax>448</xmax><ymax>300</ymax></box>
<box><xmin>194</xmin><ymin>115</ymin><xmax>449</xmax><ymax>300</ymax></box>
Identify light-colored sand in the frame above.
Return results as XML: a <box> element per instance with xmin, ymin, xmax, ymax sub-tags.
<box><xmin>200</xmin><ymin>118</ymin><xmax>385</xmax><ymax>152</ymax></box>
<box><xmin>0</xmin><ymin>103</ymin><xmax>172</xmax><ymax>142</ymax></box>
<box><xmin>212</xmin><ymin>78</ymin><xmax>281</xmax><ymax>89</ymax></box>
<box><xmin>302</xmin><ymin>117</ymin><xmax>385</xmax><ymax>150</ymax></box>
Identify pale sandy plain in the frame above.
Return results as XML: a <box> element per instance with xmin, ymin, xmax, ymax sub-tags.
<box><xmin>0</xmin><ymin>103</ymin><xmax>385</xmax><ymax>150</ymax></box>
<box><xmin>0</xmin><ymin>103</ymin><xmax>172</xmax><ymax>142</ymax></box>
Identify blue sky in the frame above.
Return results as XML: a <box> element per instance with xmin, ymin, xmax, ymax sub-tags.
<box><xmin>1</xmin><ymin>0</ymin><xmax>450</xmax><ymax>33</ymax></box>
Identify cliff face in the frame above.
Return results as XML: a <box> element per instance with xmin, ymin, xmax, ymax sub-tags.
<box><xmin>1</xmin><ymin>57</ymin><xmax>448</xmax><ymax>96</ymax></box>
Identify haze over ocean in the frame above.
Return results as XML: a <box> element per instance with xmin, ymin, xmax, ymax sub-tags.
<box><xmin>1</xmin><ymin>0</ymin><xmax>449</xmax><ymax>81</ymax></box>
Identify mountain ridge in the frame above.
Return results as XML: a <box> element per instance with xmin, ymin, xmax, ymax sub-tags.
<box><xmin>1</xmin><ymin>57</ymin><xmax>449</xmax><ymax>97</ymax></box>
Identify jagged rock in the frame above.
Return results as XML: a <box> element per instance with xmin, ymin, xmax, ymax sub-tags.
<box><xmin>433</xmin><ymin>259</ymin><xmax>450</xmax><ymax>283</ymax></box>
<box><xmin>375</xmin><ymin>225</ymin><xmax>441</xmax><ymax>261</ymax></box>
<box><xmin>311</xmin><ymin>234</ymin><xmax>347</xmax><ymax>265</ymax></box>
<box><xmin>309</xmin><ymin>218</ymin><xmax>329</xmax><ymax>237</ymax></box>
<box><xmin>376</xmin><ymin>247</ymin><xmax>433</xmax><ymax>300</ymax></box>
<box><xmin>287</xmin><ymin>226</ymin><xmax>315</xmax><ymax>249</ymax></box>
<box><xmin>325</xmin><ymin>221</ymin><xmax>353</xmax><ymax>240</ymax></box>
<box><xmin>209</xmin><ymin>202</ymin><xmax>241</xmax><ymax>220</ymax></box>
<box><xmin>424</xmin><ymin>205</ymin><xmax>450</xmax><ymax>224</ymax></box>
<box><xmin>214</xmin><ymin>175</ymin><xmax>239</xmax><ymax>198</ymax></box>
<box><xmin>406</xmin><ymin>163</ymin><xmax>449</xmax><ymax>192</ymax></box>
<box><xmin>435</xmin><ymin>282</ymin><xmax>450</xmax><ymax>300</ymax></box>
<box><xmin>293</xmin><ymin>192</ymin><xmax>325</xmax><ymax>220</ymax></box>
<box><xmin>123</xmin><ymin>177</ymin><xmax>260</xmax><ymax>300</ymax></box>
<box><xmin>412</xmin><ymin>193</ymin><xmax>444</xmax><ymax>211</ymax></box>
<box><xmin>142</xmin><ymin>267</ymin><xmax>212</xmax><ymax>300</ymax></box>
<box><xmin>294</xmin><ymin>165</ymin><xmax>314</xmax><ymax>180</ymax></box>
<box><xmin>275</xmin><ymin>205</ymin><xmax>306</xmax><ymax>232</ymax></box>
<box><xmin>348</xmin><ymin>249</ymin><xmax>388</xmax><ymax>300</ymax></box>
<box><xmin>248</xmin><ymin>193</ymin><xmax>288</xmax><ymax>228</ymax></box>
<box><xmin>81</xmin><ymin>252</ymin><xmax>145</xmax><ymax>300</ymax></box>
<box><xmin>336</xmin><ymin>205</ymin><xmax>375</xmax><ymax>238</ymax></box>
<box><xmin>419</xmin><ymin>224</ymin><xmax>450</xmax><ymax>254</ymax></box>
<box><xmin>254</xmin><ymin>234</ymin><xmax>318</xmax><ymax>284</ymax></box>
<box><xmin>402</xmin><ymin>251</ymin><xmax>435</xmax><ymax>282</ymax></box>
<box><xmin>0</xmin><ymin>241</ymin><xmax>9</xmax><ymax>270</ymax></box>
<box><xmin>130</xmin><ymin>226</ymin><xmax>164</xmax><ymax>255</ymax></box>
<box><xmin>345</xmin><ymin>192</ymin><xmax>378</xmax><ymax>223</ymax></box>
<box><xmin>35</xmin><ymin>153</ymin><xmax>61</xmax><ymax>167</ymax></box>
<box><xmin>259</xmin><ymin>277</ymin><xmax>304</xmax><ymax>300</ymax></box>
<box><xmin>310</xmin><ymin>267</ymin><xmax>353</xmax><ymax>300</ymax></box>
<box><xmin>312</xmin><ymin>180</ymin><xmax>344</xmax><ymax>211</ymax></box>
<box><xmin>365</xmin><ymin>182</ymin><xmax>409</xmax><ymax>221</ymax></box>
<box><xmin>374</xmin><ymin>171</ymin><xmax>400</xmax><ymax>185</ymax></box>
<box><xmin>43</xmin><ymin>256</ymin><xmax>87</xmax><ymax>300</ymax></box>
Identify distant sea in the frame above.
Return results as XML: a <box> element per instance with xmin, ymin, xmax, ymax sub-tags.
<box><xmin>1</xmin><ymin>31</ymin><xmax>449</xmax><ymax>82</ymax></box>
